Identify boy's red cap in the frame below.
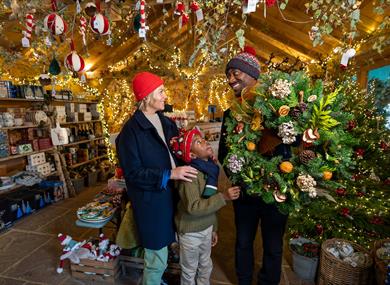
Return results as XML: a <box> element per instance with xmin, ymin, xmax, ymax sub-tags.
<box><xmin>170</xmin><ymin>128</ymin><xmax>202</xmax><ymax>163</ymax></box>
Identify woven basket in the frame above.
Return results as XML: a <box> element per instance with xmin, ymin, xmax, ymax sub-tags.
<box><xmin>372</xmin><ymin>238</ymin><xmax>390</xmax><ymax>285</ymax></box>
<box><xmin>318</xmin><ymin>238</ymin><xmax>373</xmax><ymax>285</ymax></box>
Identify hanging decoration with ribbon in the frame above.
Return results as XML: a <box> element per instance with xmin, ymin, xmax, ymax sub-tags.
<box><xmin>138</xmin><ymin>0</ymin><xmax>147</xmax><ymax>38</ymax></box>
<box><xmin>21</xmin><ymin>13</ymin><xmax>35</xmax><ymax>47</ymax></box>
<box><xmin>64</xmin><ymin>40</ymin><xmax>85</xmax><ymax>76</ymax></box>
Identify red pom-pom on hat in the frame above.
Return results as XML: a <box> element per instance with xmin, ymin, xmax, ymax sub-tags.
<box><xmin>243</xmin><ymin>45</ymin><xmax>256</xmax><ymax>56</ymax></box>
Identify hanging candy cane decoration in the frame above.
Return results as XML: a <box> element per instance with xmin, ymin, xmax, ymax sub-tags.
<box><xmin>21</xmin><ymin>13</ymin><xmax>35</xmax><ymax>47</ymax></box>
<box><xmin>79</xmin><ymin>16</ymin><xmax>87</xmax><ymax>47</ymax></box>
<box><xmin>139</xmin><ymin>0</ymin><xmax>146</xmax><ymax>38</ymax></box>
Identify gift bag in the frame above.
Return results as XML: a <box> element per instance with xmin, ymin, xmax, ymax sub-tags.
<box><xmin>116</xmin><ymin>202</ymin><xmax>140</xmax><ymax>249</ymax></box>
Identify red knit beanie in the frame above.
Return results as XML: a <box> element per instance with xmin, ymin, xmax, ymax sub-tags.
<box><xmin>170</xmin><ymin>128</ymin><xmax>202</xmax><ymax>163</ymax></box>
<box><xmin>132</xmin><ymin>72</ymin><xmax>164</xmax><ymax>102</ymax></box>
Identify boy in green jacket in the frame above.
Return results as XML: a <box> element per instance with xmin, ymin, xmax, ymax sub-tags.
<box><xmin>170</xmin><ymin>128</ymin><xmax>240</xmax><ymax>285</ymax></box>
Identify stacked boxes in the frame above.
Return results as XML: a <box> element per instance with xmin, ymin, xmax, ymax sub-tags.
<box><xmin>55</xmin><ymin>106</ymin><xmax>66</xmax><ymax>123</ymax></box>
<box><xmin>26</xmin><ymin>152</ymin><xmax>51</xmax><ymax>176</ymax></box>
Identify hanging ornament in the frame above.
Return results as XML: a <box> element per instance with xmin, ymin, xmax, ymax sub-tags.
<box><xmin>138</xmin><ymin>0</ymin><xmax>146</xmax><ymax>38</ymax></box>
<box><xmin>90</xmin><ymin>1</ymin><xmax>110</xmax><ymax>35</ymax></box>
<box><xmin>85</xmin><ymin>2</ymin><xmax>97</xmax><ymax>17</ymax></box>
<box><xmin>39</xmin><ymin>73</ymin><xmax>52</xmax><ymax>86</ymax></box>
<box><xmin>243</xmin><ymin>0</ymin><xmax>258</xmax><ymax>14</ymax></box>
<box><xmin>64</xmin><ymin>40</ymin><xmax>85</xmax><ymax>73</ymax></box>
<box><xmin>75</xmin><ymin>0</ymin><xmax>81</xmax><ymax>14</ymax></box>
<box><xmin>9</xmin><ymin>0</ymin><xmax>21</xmax><ymax>20</ymax></box>
<box><xmin>266</xmin><ymin>0</ymin><xmax>276</xmax><ymax>7</ymax></box>
<box><xmin>21</xmin><ymin>13</ymin><xmax>35</xmax><ymax>47</ymax></box>
<box><xmin>340</xmin><ymin>48</ymin><xmax>356</xmax><ymax>69</ymax></box>
<box><xmin>79</xmin><ymin>16</ymin><xmax>88</xmax><ymax>49</ymax></box>
<box><xmin>174</xmin><ymin>1</ymin><xmax>185</xmax><ymax>15</ymax></box>
<box><xmin>44</xmin><ymin>13</ymin><xmax>67</xmax><ymax>35</ymax></box>
<box><xmin>179</xmin><ymin>13</ymin><xmax>189</xmax><ymax>29</ymax></box>
<box><xmin>190</xmin><ymin>1</ymin><xmax>203</xmax><ymax>22</ymax></box>
<box><xmin>49</xmin><ymin>56</ymin><xmax>61</xmax><ymax>75</ymax></box>
<box><xmin>133</xmin><ymin>14</ymin><xmax>141</xmax><ymax>32</ymax></box>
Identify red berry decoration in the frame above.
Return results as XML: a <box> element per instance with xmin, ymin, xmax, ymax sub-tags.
<box><xmin>355</xmin><ymin>148</ymin><xmax>365</xmax><ymax>158</ymax></box>
<box><xmin>315</xmin><ymin>224</ymin><xmax>324</xmax><ymax>235</ymax></box>
<box><xmin>380</xmin><ymin>141</ymin><xmax>388</xmax><ymax>151</ymax></box>
<box><xmin>336</xmin><ymin>188</ymin><xmax>347</xmax><ymax>197</ymax></box>
<box><xmin>356</xmin><ymin>191</ymin><xmax>365</xmax><ymax>197</ymax></box>
<box><xmin>347</xmin><ymin>120</ymin><xmax>357</xmax><ymax>131</ymax></box>
<box><xmin>341</xmin><ymin>207</ymin><xmax>350</xmax><ymax>217</ymax></box>
<box><xmin>370</xmin><ymin>216</ymin><xmax>384</xmax><ymax>225</ymax></box>
<box><xmin>235</xmin><ymin>122</ymin><xmax>245</xmax><ymax>134</ymax></box>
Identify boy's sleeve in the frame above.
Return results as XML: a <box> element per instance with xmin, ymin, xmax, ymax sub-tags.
<box><xmin>178</xmin><ymin>175</ymin><xmax>226</xmax><ymax>217</ymax></box>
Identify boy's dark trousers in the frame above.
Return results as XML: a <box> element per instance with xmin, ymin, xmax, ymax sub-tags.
<box><xmin>233</xmin><ymin>195</ymin><xmax>288</xmax><ymax>285</ymax></box>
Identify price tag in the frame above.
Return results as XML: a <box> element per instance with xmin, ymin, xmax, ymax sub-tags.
<box><xmin>22</xmin><ymin>37</ymin><xmax>30</xmax><ymax>48</ymax></box>
<box><xmin>139</xmin><ymin>28</ymin><xmax>146</xmax><ymax>38</ymax></box>
<box><xmin>243</xmin><ymin>0</ymin><xmax>258</xmax><ymax>14</ymax></box>
<box><xmin>196</xmin><ymin>9</ymin><xmax>203</xmax><ymax>21</ymax></box>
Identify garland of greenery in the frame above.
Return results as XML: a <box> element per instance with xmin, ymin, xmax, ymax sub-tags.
<box><xmin>223</xmin><ymin>70</ymin><xmax>357</xmax><ymax>214</ymax></box>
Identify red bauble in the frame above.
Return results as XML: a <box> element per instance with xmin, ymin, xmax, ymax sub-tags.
<box><xmin>266</xmin><ymin>0</ymin><xmax>277</xmax><ymax>7</ymax></box>
<box><xmin>384</xmin><ymin>178</ymin><xmax>390</xmax><ymax>185</ymax></box>
<box><xmin>355</xmin><ymin>148</ymin><xmax>365</xmax><ymax>158</ymax></box>
<box><xmin>336</xmin><ymin>188</ymin><xmax>347</xmax><ymax>197</ymax></box>
<box><xmin>315</xmin><ymin>224</ymin><xmax>324</xmax><ymax>235</ymax></box>
<box><xmin>380</xmin><ymin>141</ymin><xmax>388</xmax><ymax>151</ymax></box>
<box><xmin>341</xmin><ymin>207</ymin><xmax>350</xmax><ymax>217</ymax></box>
<box><xmin>370</xmin><ymin>216</ymin><xmax>384</xmax><ymax>225</ymax></box>
<box><xmin>356</xmin><ymin>191</ymin><xmax>365</xmax><ymax>197</ymax></box>
<box><xmin>347</xmin><ymin>120</ymin><xmax>357</xmax><ymax>131</ymax></box>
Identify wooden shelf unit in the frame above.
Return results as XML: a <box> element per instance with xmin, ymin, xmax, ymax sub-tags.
<box><xmin>62</xmin><ymin>137</ymin><xmax>105</xmax><ymax>147</ymax></box>
<box><xmin>0</xmin><ymin>148</ymin><xmax>54</xmax><ymax>162</ymax></box>
<box><xmin>69</xmin><ymin>154</ymin><xmax>108</xmax><ymax>168</ymax></box>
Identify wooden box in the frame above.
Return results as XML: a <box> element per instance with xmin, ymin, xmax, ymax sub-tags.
<box><xmin>120</xmin><ymin>255</ymin><xmax>180</xmax><ymax>275</ymax></box>
<box><xmin>71</xmin><ymin>258</ymin><xmax>120</xmax><ymax>284</ymax></box>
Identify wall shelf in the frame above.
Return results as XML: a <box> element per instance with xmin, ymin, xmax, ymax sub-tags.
<box><xmin>0</xmin><ymin>125</ymin><xmax>40</xmax><ymax>130</ymax></box>
<box><xmin>0</xmin><ymin>98</ymin><xmax>44</xmax><ymax>102</ymax></box>
<box><xmin>69</xmin><ymin>154</ymin><xmax>108</xmax><ymax>168</ymax></box>
<box><xmin>0</xmin><ymin>148</ymin><xmax>54</xmax><ymax>162</ymax></box>
<box><xmin>62</xmin><ymin>137</ymin><xmax>105</xmax><ymax>147</ymax></box>
<box><xmin>60</xmin><ymin>120</ymin><xmax>101</xmax><ymax>125</ymax></box>
<box><xmin>52</xmin><ymin>99</ymin><xmax>99</xmax><ymax>104</ymax></box>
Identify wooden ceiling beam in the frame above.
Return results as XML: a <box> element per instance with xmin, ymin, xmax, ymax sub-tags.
<box><xmin>248</xmin><ymin>12</ymin><xmax>330</xmax><ymax>56</ymax></box>
<box><xmin>238</xmin><ymin>21</ymin><xmax>315</xmax><ymax>62</ymax></box>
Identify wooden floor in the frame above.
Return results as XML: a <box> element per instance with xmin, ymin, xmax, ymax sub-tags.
<box><xmin>0</xmin><ymin>183</ymin><xmax>314</xmax><ymax>285</ymax></box>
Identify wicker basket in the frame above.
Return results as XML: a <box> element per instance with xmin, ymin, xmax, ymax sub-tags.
<box><xmin>318</xmin><ymin>238</ymin><xmax>373</xmax><ymax>285</ymax></box>
<box><xmin>372</xmin><ymin>238</ymin><xmax>390</xmax><ymax>285</ymax></box>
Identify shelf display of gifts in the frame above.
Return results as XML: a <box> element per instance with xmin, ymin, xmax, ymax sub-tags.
<box><xmin>326</xmin><ymin>240</ymin><xmax>371</xmax><ymax>268</ymax></box>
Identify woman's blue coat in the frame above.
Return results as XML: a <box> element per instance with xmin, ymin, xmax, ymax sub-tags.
<box><xmin>116</xmin><ymin>110</ymin><xmax>179</xmax><ymax>250</ymax></box>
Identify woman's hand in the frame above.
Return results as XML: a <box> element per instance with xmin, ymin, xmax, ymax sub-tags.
<box><xmin>212</xmin><ymin>232</ymin><xmax>218</xmax><ymax>247</ymax></box>
<box><xmin>223</xmin><ymin>186</ymin><xmax>241</xmax><ymax>200</ymax></box>
<box><xmin>170</xmin><ymin>166</ymin><xmax>198</xmax><ymax>182</ymax></box>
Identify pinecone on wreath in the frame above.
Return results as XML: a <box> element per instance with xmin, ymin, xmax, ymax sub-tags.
<box><xmin>299</xmin><ymin>150</ymin><xmax>316</xmax><ymax>164</ymax></box>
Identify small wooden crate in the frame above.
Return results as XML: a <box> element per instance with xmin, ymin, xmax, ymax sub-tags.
<box><xmin>71</xmin><ymin>258</ymin><xmax>120</xmax><ymax>284</ymax></box>
<box><xmin>120</xmin><ymin>255</ymin><xmax>181</xmax><ymax>275</ymax></box>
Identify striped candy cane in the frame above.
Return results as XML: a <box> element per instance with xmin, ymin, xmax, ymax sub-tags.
<box><xmin>25</xmin><ymin>13</ymin><xmax>35</xmax><ymax>39</ymax></box>
<box><xmin>139</xmin><ymin>0</ymin><xmax>146</xmax><ymax>38</ymax></box>
<box><xmin>79</xmin><ymin>16</ymin><xmax>87</xmax><ymax>46</ymax></box>
<box><xmin>22</xmin><ymin>13</ymin><xmax>35</xmax><ymax>47</ymax></box>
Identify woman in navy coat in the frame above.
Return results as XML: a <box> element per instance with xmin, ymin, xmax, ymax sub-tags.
<box><xmin>116</xmin><ymin>72</ymin><xmax>197</xmax><ymax>285</ymax></box>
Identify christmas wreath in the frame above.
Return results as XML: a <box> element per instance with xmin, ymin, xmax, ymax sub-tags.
<box><xmin>223</xmin><ymin>71</ymin><xmax>356</xmax><ymax>214</ymax></box>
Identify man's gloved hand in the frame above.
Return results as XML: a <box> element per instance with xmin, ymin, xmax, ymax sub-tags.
<box><xmin>191</xmin><ymin>158</ymin><xmax>219</xmax><ymax>198</ymax></box>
